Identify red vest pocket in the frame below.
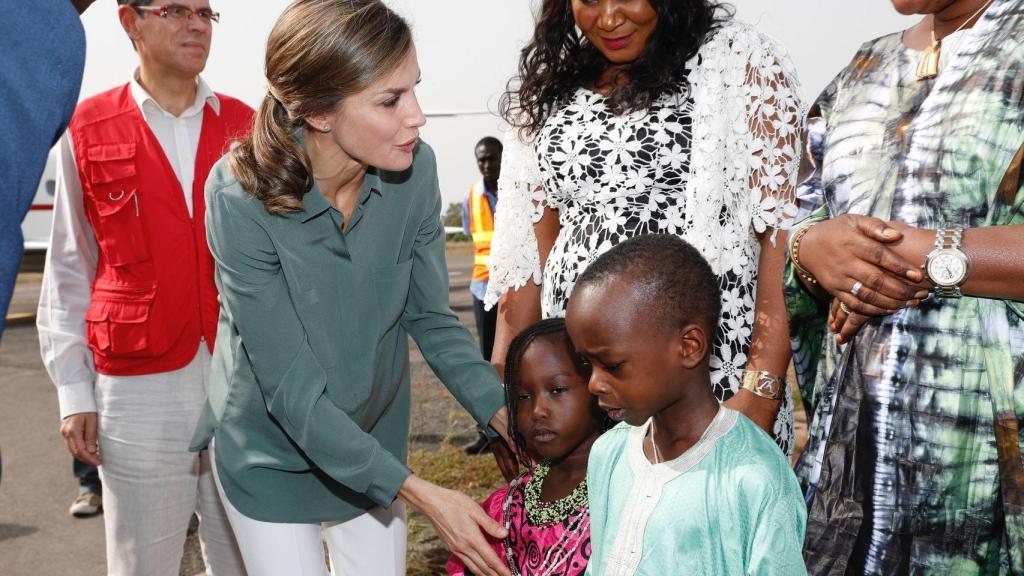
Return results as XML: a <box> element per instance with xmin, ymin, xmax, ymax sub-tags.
<box><xmin>85</xmin><ymin>143</ymin><xmax>150</xmax><ymax>267</ymax></box>
<box><xmin>85</xmin><ymin>283</ymin><xmax>157</xmax><ymax>356</ymax></box>
<box><xmin>91</xmin><ymin>188</ymin><xmax>150</xmax><ymax>267</ymax></box>
<box><xmin>86</xmin><ymin>143</ymin><xmax>136</xmax><ymax>183</ymax></box>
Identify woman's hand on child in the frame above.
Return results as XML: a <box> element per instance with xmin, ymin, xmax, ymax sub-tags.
<box><xmin>399</xmin><ymin>475</ymin><xmax>511</xmax><ymax>576</ymax></box>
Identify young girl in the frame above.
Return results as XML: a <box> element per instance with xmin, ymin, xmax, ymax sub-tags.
<box><xmin>448</xmin><ymin>318</ymin><xmax>610</xmax><ymax>576</ymax></box>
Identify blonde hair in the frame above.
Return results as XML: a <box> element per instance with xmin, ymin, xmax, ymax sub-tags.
<box><xmin>230</xmin><ymin>0</ymin><xmax>412</xmax><ymax>214</ymax></box>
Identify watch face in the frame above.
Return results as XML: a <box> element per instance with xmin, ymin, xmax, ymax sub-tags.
<box><xmin>927</xmin><ymin>250</ymin><xmax>968</xmax><ymax>286</ymax></box>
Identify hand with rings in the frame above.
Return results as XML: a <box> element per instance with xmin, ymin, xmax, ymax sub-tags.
<box><xmin>831</xmin><ymin>278</ymin><xmax>923</xmax><ymax>344</ymax></box>
<box><xmin>798</xmin><ymin>216</ymin><xmax>930</xmax><ymax>320</ymax></box>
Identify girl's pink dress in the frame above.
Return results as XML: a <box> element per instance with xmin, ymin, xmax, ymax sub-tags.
<box><xmin>446</xmin><ymin>470</ymin><xmax>591</xmax><ymax>576</ymax></box>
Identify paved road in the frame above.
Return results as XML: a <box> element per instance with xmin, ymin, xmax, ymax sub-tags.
<box><xmin>0</xmin><ymin>246</ymin><xmax>478</xmax><ymax>576</ymax></box>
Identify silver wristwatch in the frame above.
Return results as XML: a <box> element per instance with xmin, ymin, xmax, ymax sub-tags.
<box><xmin>925</xmin><ymin>227</ymin><xmax>969</xmax><ymax>298</ymax></box>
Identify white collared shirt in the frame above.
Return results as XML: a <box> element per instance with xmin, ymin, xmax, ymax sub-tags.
<box><xmin>38</xmin><ymin>72</ymin><xmax>221</xmax><ymax>418</ymax></box>
<box><xmin>129</xmin><ymin>72</ymin><xmax>220</xmax><ymax>217</ymax></box>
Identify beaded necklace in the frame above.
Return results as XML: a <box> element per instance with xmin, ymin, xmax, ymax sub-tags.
<box><xmin>501</xmin><ymin>464</ymin><xmax>591</xmax><ymax>576</ymax></box>
<box><xmin>523</xmin><ymin>460</ymin><xmax>588</xmax><ymax>526</ymax></box>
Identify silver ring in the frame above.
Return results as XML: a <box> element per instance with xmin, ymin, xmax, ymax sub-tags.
<box><xmin>840</xmin><ymin>302</ymin><xmax>851</xmax><ymax>314</ymax></box>
<box><xmin>851</xmin><ymin>281</ymin><xmax>864</xmax><ymax>298</ymax></box>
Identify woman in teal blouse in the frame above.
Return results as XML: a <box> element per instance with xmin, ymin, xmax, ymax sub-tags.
<box><xmin>189</xmin><ymin>2</ymin><xmax>512</xmax><ymax>575</ymax></box>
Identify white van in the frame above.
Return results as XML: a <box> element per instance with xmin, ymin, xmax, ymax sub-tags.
<box><xmin>22</xmin><ymin>146</ymin><xmax>58</xmax><ymax>253</ymax></box>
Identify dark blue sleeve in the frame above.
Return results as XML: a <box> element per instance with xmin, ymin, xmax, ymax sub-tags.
<box><xmin>0</xmin><ymin>0</ymin><xmax>85</xmax><ymax>336</ymax></box>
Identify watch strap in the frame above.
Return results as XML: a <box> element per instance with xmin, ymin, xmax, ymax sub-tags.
<box><xmin>929</xmin><ymin>226</ymin><xmax>966</xmax><ymax>298</ymax></box>
<box><xmin>935</xmin><ymin>226</ymin><xmax>964</xmax><ymax>251</ymax></box>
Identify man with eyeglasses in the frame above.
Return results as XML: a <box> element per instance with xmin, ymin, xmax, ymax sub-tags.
<box><xmin>37</xmin><ymin>1</ymin><xmax>252</xmax><ymax>574</ymax></box>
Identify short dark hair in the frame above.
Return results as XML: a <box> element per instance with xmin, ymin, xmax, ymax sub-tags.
<box><xmin>475</xmin><ymin>136</ymin><xmax>502</xmax><ymax>151</ymax></box>
<box><xmin>573</xmin><ymin>234</ymin><xmax>721</xmax><ymax>336</ymax></box>
<box><xmin>117</xmin><ymin>0</ymin><xmax>153</xmax><ymax>6</ymax></box>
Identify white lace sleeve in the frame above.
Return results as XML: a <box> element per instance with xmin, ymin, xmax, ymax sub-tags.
<box><xmin>483</xmin><ymin>131</ymin><xmax>548</xmax><ymax>310</ymax></box>
<box><xmin>743</xmin><ymin>31</ymin><xmax>804</xmax><ymax>243</ymax></box>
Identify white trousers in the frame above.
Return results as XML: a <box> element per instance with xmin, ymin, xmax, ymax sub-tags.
<box><xmin>95</xmin><ymin>345</ymin><xmax>245</xmax><ymax>576</ymax></box>
<box><xmin>210</xmin><ymin>442</ymin><xmax>407</xmax><ymax>576</ymax></box>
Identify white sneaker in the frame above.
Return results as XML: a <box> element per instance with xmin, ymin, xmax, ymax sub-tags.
<box><xmin>69</xmin><ymin>490</ymin><xmax>102</xmax><ymax>517</ymax></box>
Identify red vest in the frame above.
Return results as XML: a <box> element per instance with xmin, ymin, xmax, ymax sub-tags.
<box><xmin>68</xmin><ymin>84</ymin><xmax>253</xmax><ymax>376</ymax></box>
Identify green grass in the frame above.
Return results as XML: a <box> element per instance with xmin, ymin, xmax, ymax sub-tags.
<box><xmin>406</xmin><ymin>443</ymin><xmax>507</xmax><ymax>575</ymax></box>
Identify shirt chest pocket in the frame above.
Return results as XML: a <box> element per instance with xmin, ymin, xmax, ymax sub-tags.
<box><xmin>84</xmin><ymin>143</ymin><xmax>150</xmax><ymax>267</ymax></box>
<box><xmin>371</xmin><ymin>259</ymin><xmax>414</xmax><ymax>336</ymax></box>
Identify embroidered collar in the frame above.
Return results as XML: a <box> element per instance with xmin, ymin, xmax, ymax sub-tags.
<box><xmin>627</xmin><ymin>406</ymin><xmax>738</xmax><ymax>481</ymax></box>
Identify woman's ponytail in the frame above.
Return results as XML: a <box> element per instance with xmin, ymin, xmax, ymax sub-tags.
<box><xmin>230</xmin><ymin>94</ymin><xmax>311</xmax><ymax>214</ymax></box>
<box><xmin>228</xmin><ymin>0</ymin><xmax>411</xmax><ymax>215</ymax></box>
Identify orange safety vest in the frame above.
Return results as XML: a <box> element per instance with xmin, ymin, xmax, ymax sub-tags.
<box><xmin>468</xmin><ymin>182</ymin><xmax>494</xmax><ymax>282</ymax></box>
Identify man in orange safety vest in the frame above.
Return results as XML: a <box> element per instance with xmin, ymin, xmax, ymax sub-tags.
<box><xmin>460</xmin><ymin>136</ymin><xmax>501</xmax><ymax>454</ymax></box>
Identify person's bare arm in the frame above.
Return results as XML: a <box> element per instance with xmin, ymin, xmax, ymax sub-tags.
<box><xmin>919</xmin><ymin>224</ymin><xmax>1024</xmax><ymax>301</ymax></box>
<box><xmin>490</xmin><ymin>205</ymin><xmax>560</xmax><ymax>378</ymax></box>
<box><xmin>725</xmin><ymin>43</ymin><xmax>801</xmax><ymax>434</ymax></box>
<box><xmin>725</xmin><ymin>231</ymin><xmax>789</xmax><ymax>433</ymax></box>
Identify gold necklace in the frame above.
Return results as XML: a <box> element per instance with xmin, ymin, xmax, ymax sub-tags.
<box><xmin>916</xmin><ymin>0</ymin><xmax>993</xmax><ymax>81</ymax></box>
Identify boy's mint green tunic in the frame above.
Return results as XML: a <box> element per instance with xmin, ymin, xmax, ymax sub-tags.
<box><xmin>190</xmin><ymin>140</ymin><xmax>505</xmax><ymax>523</ymax></box>
<box><xmin>586</xmin><ymin>408</ymin><xmax>807</xmax><ymax>575</ymax></box>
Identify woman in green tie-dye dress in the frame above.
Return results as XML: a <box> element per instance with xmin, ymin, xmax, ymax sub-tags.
<box><xmin>786</xmin><ymin>0</ymin><xmax>1024</xmax><ymax>574</ymax></box>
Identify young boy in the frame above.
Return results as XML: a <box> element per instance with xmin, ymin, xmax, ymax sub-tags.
<box><xmin>565</xmin><ymin>234</ymin><xmax>806</xmax><ymax>575</ymax></box>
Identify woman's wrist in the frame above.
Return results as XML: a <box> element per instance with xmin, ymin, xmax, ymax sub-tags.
<box><xmin>723</xmin><ymin>388</ymin><xmax>782</xmax><ymax>433</ymax></box>
<box><xmin>788</xmin><ymin>220</ymin><xmax>821</xmax><ymax>286</ymax></box>
<box><xmin>887</xmin><ymin>223</ymin><xmax>933</xmax><ymax>273</ymax></box>
<box><xmin>398</xmin><ymin>474</ymin><xmax>434</xmax><ymax>514</ymax></box>
<box><xmin>487</xmin><ymin>407</ymin><xmax>509</xmax><ymax>442</ymax></box>
<box><xmin>740</xmin><ymin>368</ymin><xmax>788</xmax><ymax>402</ymax></box>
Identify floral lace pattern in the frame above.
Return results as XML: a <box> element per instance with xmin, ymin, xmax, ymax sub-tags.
<box><xmin>487</xmin><ymin>22</ymin><xmax>803</xmax><ymax>454</ymax></box>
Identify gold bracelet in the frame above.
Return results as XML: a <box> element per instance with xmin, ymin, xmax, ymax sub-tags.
<box><xmin>788</xmin><ymin>222</ymin><xmax>818</xmax><ymax>285</ymax></box>
<box><xmin>741</xmin><ymin>369</ymin><xmax>787</xmax><ymax>401</ymax></box>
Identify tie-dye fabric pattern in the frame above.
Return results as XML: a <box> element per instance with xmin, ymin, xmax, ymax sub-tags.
<box><xmin>786</xmin><ymin>2</ymin><xmax>1024</xmax><ymax>574</ymax></box>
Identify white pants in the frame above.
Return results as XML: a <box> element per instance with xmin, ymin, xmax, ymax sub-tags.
<box><xmin>211</xmin><ymin>442</ymin><xmax>407</xmax><ymax>576</ymax></box>
<box><xmin>95</xmin><ymin>346</ymin><xmax>245</xmax><ymax>576</ymax></box>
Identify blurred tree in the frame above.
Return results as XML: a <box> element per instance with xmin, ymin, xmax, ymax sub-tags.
<box><xmin>443</xmin><ymin>202</ymin><xmax>463</xmax><ymax>228</ymax></box>
<box><xmin>443</xmin><ymin>202</ymin><xmax>470</xmax><ymax>242</ymax></box>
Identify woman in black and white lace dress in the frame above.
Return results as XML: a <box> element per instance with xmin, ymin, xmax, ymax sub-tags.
<box><xmin>486</xmin><ymin>0</ymin><xmax>804</xmax><ymax>455</ymax></box>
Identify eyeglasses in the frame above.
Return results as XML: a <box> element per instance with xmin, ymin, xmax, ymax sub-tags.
<box><xmin>133</xmin><ymin>4</ymin><xmax>220</xmax><ymax>24</ymax></box>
